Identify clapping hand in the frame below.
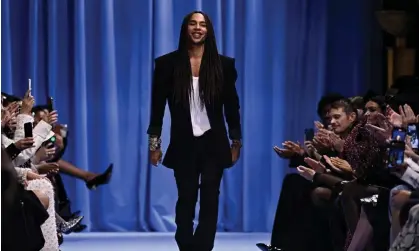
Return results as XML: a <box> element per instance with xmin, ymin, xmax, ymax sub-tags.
<box><xmin>304</xmin><ymin>157</ymin><xmax>326</xmax><ymax>173</ymax></box>
<box><xmin>273</xmin><ymin>141</ymin><xmax>304</xmax><ymax>159</ymax></box>
<box><xmin>399</xmin><ymin>104</ymin><xmax>417</xmax><ymax>127</ymax></box>
<box><xmin>296</xmin><ymin>165</ymin><xmax>316</xmax><ymax>181</ymax></box>
<box><xmin>323</xmin><ymin>155</ymin><xmax>346</xmax><ymax>174</ymax></box>
<box><xmin>329</xmin><ymin>157</ymin><xmax>352</xmax><ymax>173</ymax></box>
<box><xmin>387</xmin><ymin>104</ymin><xmax>418</xmax><ymax>128</ymax></box>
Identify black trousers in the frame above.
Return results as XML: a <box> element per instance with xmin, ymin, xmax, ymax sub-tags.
<box><xmin>53</xmin><ymin>173</ymin><xmax>74</xmax><ymax>220</ymax></box>
<box><xmin>173</xmin><ymin>130</ymin><xmax>224</xmax><ymax>251</ymax></box>
<box><xmin>2</xmin><ymin>186</ymin><xmax>48</xmax><ymax>251</ymax></box>
<box><xmin>270</xmin><ymin>173</ymin><xmax>336</xmax><ymax>251</ymax></box>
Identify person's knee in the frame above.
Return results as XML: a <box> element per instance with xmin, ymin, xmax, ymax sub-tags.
<box><xmin>340</xmin><ymin>182</ymin><xmax>356</xmax><ymax>200</ymax></box>
<box><xmin>311</xmin><ymin>187</ymin><xmax>331</xmax><ymax>207</ymax></box>
<box><xmin>200</xmin><ymin>181</ymin><xmax>221</xmax><ymax>201</ymax></box>
<box><xmin>32</xmin><ymin>190</ymin><xmax>49</xmax><ymax>209</ymax></box>
<box><xmin>200</xmin><ymin>172</ymin><xmax>222</xmax><ymax>197</ymax></box>
<box><xmin>283</xmin><ymin>173</ymin><xmax>304</xmax><ymax>185</ymax></box>
<box><xmin>390</xmin><ymin>185</ymin><xmax>412</xmax><ymax>211</ymax></box>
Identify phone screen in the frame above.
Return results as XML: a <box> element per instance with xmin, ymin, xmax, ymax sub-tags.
<box><xmin>304</xmin><ymin>128</ymin><xmax>315</xmax><ymax>141</ymax></box>
<box><xmin>408</xmin><ymin>124</ymin><xmax>418</xmax><ymax>149</ymax></box>
<box><xmin>43</xmin><ymin>136</ymin><xmax>56</xmax><ymax>148</ymax></box>
<box><xmin>392</xmin><ymin>127</ymin><xmax>407</xmax><ymax>142</ymax></box>
<box><xmin>49</xmin><ymin>136</ymin><xmax>56</xmax><ymax>143</ymax></box>
<box><xmin>24</xmin><ymin>122</ymin><xmax>33</xmax><ymax>138</ymax></box>
<box><xmin>387</xmin><ymin>142</ymin><xmax>405</xmax><ymax>168</ymax></box>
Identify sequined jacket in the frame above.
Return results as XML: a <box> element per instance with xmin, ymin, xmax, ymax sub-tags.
<box><xmin>341</xmin><ymin>115</ymin><xmax>389</xmax><ymax>183</ymax></box>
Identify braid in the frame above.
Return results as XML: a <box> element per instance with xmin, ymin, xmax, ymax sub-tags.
<box><xmin>173</xmin><ymin>11</ymin><xmax>223</xmax><ymax>109</ymax></box>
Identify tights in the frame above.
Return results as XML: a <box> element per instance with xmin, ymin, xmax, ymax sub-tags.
<box><xmin>311</xmin><ymin>173</ymin><xmax>382</xmax><ymax>251</ymax></box>
<box><xmin>340</xmin><ymin>182</ymin><xmax>381</xmax><ymax>251</ymax></box>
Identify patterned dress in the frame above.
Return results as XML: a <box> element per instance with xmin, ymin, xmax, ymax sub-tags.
<box><xmin>16</xmin><ymin>168</ymin><xmax>59</xmax><ymax>250</ymax></box>
<box><xmin>390</xmin><ymin>204</ymin><xmax>419</xmax><ymax>251</ymax></box>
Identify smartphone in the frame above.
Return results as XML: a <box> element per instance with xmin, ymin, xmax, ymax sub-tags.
<box><xmin>304</xmin><ymin>128</ymin><xmax>315</xmax><ymax>141</ymax></box>
<box><xmin>408</xmin><ymin>123</ymin><xmax>418</xmax><ymax>149</ymax></box>
<box><xmin>392</xmin><ymin>127</ymin><xmax>407</xmax><ymax>142</ymax></box>
<box><xmin>28</xmin><ymin>78</ymin><xmax>32</xmax><ymax>96</ymax></box>
<box><xmin>24</xmin><ymin>122</ymin><xmax>33</xmax><ymax>138</ymax></box>
<box><xmin>386</xmin><ymin>141</ymin><xmax>405</xmax><ymax>168</ymax></box>
<box><xmin>47</xmin><ymin>97</ymin><xmax>54</xmax><ymax>112</ymax></box>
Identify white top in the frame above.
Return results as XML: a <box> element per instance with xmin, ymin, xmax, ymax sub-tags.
<box><xmin>190</xmin><ymin>77</ymin><xmax>211</xmax><ymax>136</ymax></box>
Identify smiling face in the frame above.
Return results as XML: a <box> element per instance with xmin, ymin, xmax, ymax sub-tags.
<box><xmin>329</xmin><ymin>107</ymin><xmax>356</xmax><ymax>134</ymax></box>
<box><xmin>187</xmin><ymin>13</ymin><xmax>207</xmax><ymax>45</ymax></box>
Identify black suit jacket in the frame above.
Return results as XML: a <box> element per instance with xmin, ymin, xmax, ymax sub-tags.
<box><xmin>147</xmin><ymin>51</ymin><xmax>242</xmax><ymax>169</ymax></box>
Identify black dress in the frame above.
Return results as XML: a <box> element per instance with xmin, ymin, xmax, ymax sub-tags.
<box><xmin>2</xmin><ymin>173</ymin><xmax>49</xmax><ymax>251</ymax></box>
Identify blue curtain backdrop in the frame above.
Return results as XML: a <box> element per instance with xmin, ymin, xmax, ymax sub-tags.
<box><xmin>2</xmin><ymin>0</ymin><xmax>382</xmax><ymax>232</ymax></box>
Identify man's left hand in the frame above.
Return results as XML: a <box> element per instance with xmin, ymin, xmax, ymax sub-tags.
<box><xmin>231</xmin><ymin>141</ymin><xmax>241</xmax><ymax>165</ymax></box>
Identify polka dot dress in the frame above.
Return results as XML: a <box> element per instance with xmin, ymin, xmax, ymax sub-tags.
<box><xmin>26</xmin><ymin>178</ymin><xmax>59</xmax><ymax>250</ymax></box>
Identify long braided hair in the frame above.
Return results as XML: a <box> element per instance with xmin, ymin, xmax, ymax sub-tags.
<box><xmin>173</xmin><ymin>11</ymin><xmax>223</xmax><ymax>109</ymax></box>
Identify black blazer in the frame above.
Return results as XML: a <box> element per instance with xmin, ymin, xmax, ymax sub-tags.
<box><xmin>147</xmin><ymin>51</ymin><xmax>242</xmax><ymax>169</ymax></box>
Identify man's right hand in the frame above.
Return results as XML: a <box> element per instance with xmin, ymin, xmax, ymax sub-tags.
<box><xmin>150</xmin><ymin>149</ymin><xmax>162</xmax><ymax>166</ymax></box>
<box><xmin>15</xmin><ymin>137</ymin><xmax>35</xmax><ymax>150</ymax></box>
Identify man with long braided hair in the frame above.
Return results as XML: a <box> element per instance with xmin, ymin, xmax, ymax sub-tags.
<box><xmin>147</xmin><ymin>11</ymin><xmax>242</xmax><ymax>251</ymax></box>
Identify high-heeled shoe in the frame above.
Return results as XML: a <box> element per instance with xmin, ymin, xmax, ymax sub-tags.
<box><xmin>86</xmin><ymin>163</ymin><xmax>113</xmax><ymax>190</ymax></box>
<box><xmin>256</xmin><ymin>243</ymin><xmax>283</xmax><ymax>251</ymax></box>
<box><xmin>58</xmin><ymin>215</ymin><xmax>84</xmax><ymax>234</ymax></box>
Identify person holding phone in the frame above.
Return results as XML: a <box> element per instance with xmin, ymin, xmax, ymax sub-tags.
<box><xmin>147</xmin><ymin>11</ymin><xmax>241</xmax><ymax>251</ymax></box>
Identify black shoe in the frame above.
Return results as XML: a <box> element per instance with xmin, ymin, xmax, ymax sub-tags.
<box><xmin>256</xmin><ymin>243</ymin><xmax>283</xmax><ymax>251</ymax></box>
<box><xmin>86</xmin><ymin>164</ymin><xmax>113</xmax><ymax>190</ymax></box>
<box><xmin>72</xmin><ymin>223</ymin><xmax>87</xmax><ymax>233</ymax></box>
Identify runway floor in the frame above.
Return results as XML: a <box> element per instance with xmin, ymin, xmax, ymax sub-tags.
<box><xmin>61</xmin><ymin>232</ymin><xmax>270</xmax><ymax>250</ymax></box>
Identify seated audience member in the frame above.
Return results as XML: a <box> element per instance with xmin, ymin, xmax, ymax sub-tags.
<box><xmin>298</xmin><ymin>102</ymin><xmax>419</xmax><ymax>250</ymax></box>
<box><xmin>362</xmin><ymin>91</ymin><xmax>387</xmax><ymax>115</ymax></box>
<box><xmin>2</xmin><ymin>91</ymin><xmax>61</xmax><ymax>250</ymax></box>
<box><xmin>259</xmin><ymin>88</ymin><xmax>419</xmax><ymax>251</ymax></box>
<box><xmin>1</xmin><ymin>91</ymin><xmax>85</xmax><ymax>250</ymax></box>
<box><xmin>389</xmin><ymin>203</ymin><xmax>419</xmax><ymax>251</ymax></box>
<box><xmin>32</xmin><ymin>105</ymin><xmax>113</xmax><ymax>233</ymax></box>
<box><xmin>386</xmin><ymin>106</ymin><xmax>419</xmax><ymax>243</ymax></box>
<box><xmin>257</xmin><ymin>93</ymin><xmax>345</xmax><ymax>251</ymax></box>
<box><xmin>349</xmin><ymin>96</ymin><xmax>365</xmax><ymax>118</ymax></box>
<box><xmin>1</xmin><ymin>146</ymin><xmax>49</xmax><ymax>251</ymax></box>
<box><xmin>32</xmin><ymin>105</ymin><xmax>113</xmax><ymax>190</ymax></box>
